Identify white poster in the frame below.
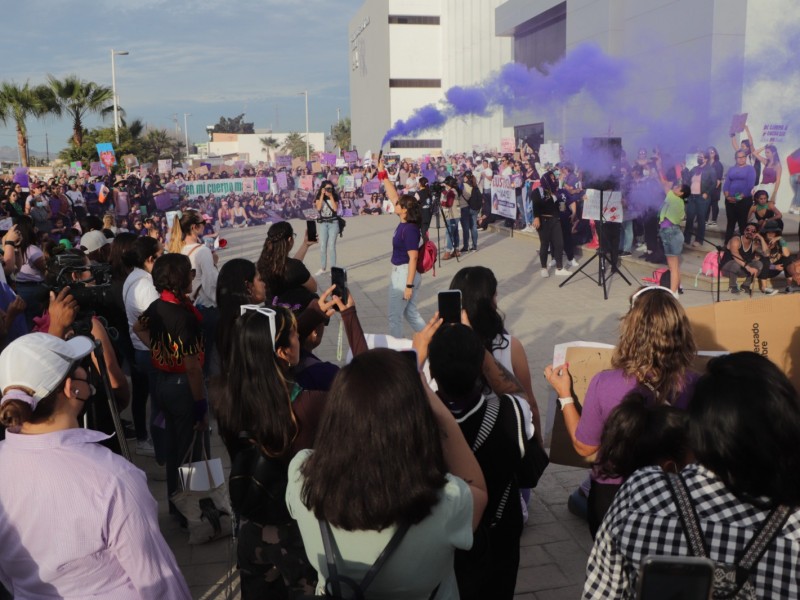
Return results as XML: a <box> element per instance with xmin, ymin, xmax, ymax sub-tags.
<box><xmin>582</xmin><ymin>189</ymin><xmax>623</xmax><ymax>222</ymax></box>
<box><xmin>539</xmin><ymin>142</ymin><xmax>561</xmax><ymax>166</ymax></box>
<box><xmin>490</xmin><ymin>176</ymin><xmax>516</xmax><ymax>219</ymax></box>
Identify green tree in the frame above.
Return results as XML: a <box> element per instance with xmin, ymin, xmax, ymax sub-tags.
<box><xmin>139</xmin><ymin>129</ymin><xmax>183</xmax><ymax>164</ymax></box>
<box><xmin>260</xmin><ymin>135</ymin><xmax>279</xmax><ymax>163</ymax></box>
<box><xmin>213</xmin><ymin>113</ymin><xmax>254</xmax><ymax>134</ymax></box>
<box><xmin>0</xmin><ymin>82</ymin><xmax>53</xmax><ymax>167</ymax></box>
<box><xmin>331</xmin><ymin>117</ymin><xmax>351</xmax><ymax>152</ymax></box>
<box><xmin>58</xmin><ymin>124</ymin><xmax>139</xmax><ymax>167</ymax></box>
<box><xmin>46</xmin><ymin>74</ymin><xmax>114</xmax><ymax>147</ymax></box>
<box><xmin>281</xmin><ymin>132</ymin><xmax>314</xmax><ymax>159</ymax></box>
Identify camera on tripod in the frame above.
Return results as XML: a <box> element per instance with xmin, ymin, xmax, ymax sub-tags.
<box><xmin>46</xmin><ymin>253</ymin><xmax>115</xmax><ymax>317</ymax></box>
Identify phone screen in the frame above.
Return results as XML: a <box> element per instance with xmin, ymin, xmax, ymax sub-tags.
<box><xmin>306</xmin><ymin>220</ymin><xmax>317</xmax><ymax>242</ymax></box>
<box><xmin>637</xmin><ymin>556</ymin><xmax>714</xmax><ymax>600</ymax></box>
<box><xmin>331</xmin><ymin>267</ymin><xmax>348</xmax><ymax>304</ymax></box>
<box><xmin>438</xmin><ymin>290</ymin><xmax>462</xmax><ymax>324</ymax></box>
<box><xmin>399</xmin><ymin>349</ymin><xmax>419</xmax><ymax>371</ymax></box>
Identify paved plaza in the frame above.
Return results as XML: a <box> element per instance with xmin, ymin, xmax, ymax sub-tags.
<box><xmin>126</xmin><ymin>214</ymin><xmax>756</xmax><ymax>599</ymax></box>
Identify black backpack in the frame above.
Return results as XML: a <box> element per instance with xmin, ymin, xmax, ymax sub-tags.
<box><xmin>468</xmin><ymin>187</ymin><xmax>483</xmax><ymax>211</ymax></box>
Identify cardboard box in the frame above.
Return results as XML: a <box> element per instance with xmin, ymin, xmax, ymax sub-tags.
<box><xmin>684</xmin><ymin>295</ymin><xmax>800</xmax><ymax>393</ymax></box>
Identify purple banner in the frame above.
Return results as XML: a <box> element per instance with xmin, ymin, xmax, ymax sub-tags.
<box><xmin>276</xmin><ymin>155</ymin><xmax>292</xmax><ymax>168</ymax></box>
<box><xmin>321</xmin><ymin>153</ymin><xmax>337</xmax><ymax>166</ymax></box>
<box><xmin>256</xmin><ymin>177</ymin><xmax>270</xmax><ymax>193</ymax></box>
<box><xmin>13</xmin><ymin>168</ymin><xmax>29</xmax><ymax>189</ymax></box>
<box><xmin>276</xmin><ymin>172</ymin><xmax>288</xmax><ymax>190</ymax></box>
<box><xmin>90</xmin><ymin>162</ymin><xmax>108</xmax><ymax>177</ymax></box>
<box><xmin>344</xmin><ymin>150</ymin><xmax>359</xmax><ymax>164</ymax></box>
<box><xmin>362</xmin><ymin>178</ymin><xmax>381</xmax><ymax>194</ymax></box>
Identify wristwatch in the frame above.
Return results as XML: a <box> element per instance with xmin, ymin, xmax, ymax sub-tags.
<box><xmin>406</xmin><ymin>284</ymin><xmax>414</xmax><ymax>289</ymax></box>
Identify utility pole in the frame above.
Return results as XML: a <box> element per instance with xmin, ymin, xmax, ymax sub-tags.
<box><xmin>183</xmin><ymin>113</ymin><xmax>191</xmax><ymax>156</ymax></box>
<box><xmin>45</xmin><ymin>132</ymin><xmax>50</xmax><ymax>163</ymax></box>
<box><xmin>337</xmin><ymin>107</ymin><xmax>341</xmax><ymax>124</ymax></box>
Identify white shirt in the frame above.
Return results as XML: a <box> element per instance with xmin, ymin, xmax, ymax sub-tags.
<box><xmin>66</xmin><ymin>190</ymin><xmax>85</xmax><ymax>207</ymax></box>
<box><xmin>182</xmin><ymin>243</ymin><xmax>218</xmax><ymax>308</ymax></box>
<box><xmin>123</xmin><ymin>267</ymin><xmax>159</xmax><ymax>351</ymax></box>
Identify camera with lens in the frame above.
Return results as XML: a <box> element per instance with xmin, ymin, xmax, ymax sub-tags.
<box><xmin>46</xmin><ymin>253</ymin><xmax>115</xmax><ymax>318</ymax></box>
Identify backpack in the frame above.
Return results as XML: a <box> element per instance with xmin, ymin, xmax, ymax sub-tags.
<box><xmin>664</xmin><ymin>471</ymin><xmax>792</xmax><ymax>600</ymax></box>
<box><xmin>468</xmin><ymin>187</ymin><xmax>483</xmax><ymax>211</ymax></box>
<box><xmin>695</xmin><ymin>251</ymin><xmax>720</xmax><ymax>287</ymax></box>
<box><xmin>417</xmin><ymin>235</ymin><xmax>437</xmax><ymax>276</ymax></box>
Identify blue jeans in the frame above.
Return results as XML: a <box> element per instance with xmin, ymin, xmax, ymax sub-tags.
<box><xmin>318</xmin><ymin>220</ymin><xmax>339</xmax><ymax>270</ymax></box>
<box><xmin>470</xmin><ymin>208</ymin><xmax>480</xmax><ymax>249</ymax></box>
<box><xmin>388</xmin><ymin>264</ymin><xmax>425</xmax><ymax>338</ymax></box>
<box><xmin>459</xmin><ymin>210</ymin><xmax>473</xmax><ymax>251</ymax></box>
<box><xmin>620</xmin><ymin>221</ymin><xmax>633</xmax><ymax>252</ymax></box>
<box><xmin>684</xmin><ymin>194</ymin><xmax>710</xmax><ymax>245</ymax></box>
<box><xmin>791</xmin><ymin>173</ymin><xmax>800</xmax><ymax>209</ymax></box>
<box><xmin>446</xmin><ymin>218</ymin><xmax>460</xmax><ymax>252</ymax></box>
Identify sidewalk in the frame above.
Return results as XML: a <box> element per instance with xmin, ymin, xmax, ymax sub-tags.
<box><xmin>128</xmin><ymin>214</ymin><xmax>734</xmax><ymax>599</ymax></box>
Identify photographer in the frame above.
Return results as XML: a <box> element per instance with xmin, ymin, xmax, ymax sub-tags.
<box><xmin>416</xmin><ymin>176</ymin><xmax>434</xmax><ymax>238</ymax></box>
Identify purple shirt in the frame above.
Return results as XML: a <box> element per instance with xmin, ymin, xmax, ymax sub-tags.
<box><xmin>722</xmin><ymin>164</ymin><xmax>757</xmax><ymax>198</ymax></box>
<box><xmin>0</xmin><ymin>428</ymin><xmax>191</xmax><ymax>599</ymax></box>
<box><xmin>391</xmin><ymin>222</ymin><xmax>421</xmax><ymax>266</ymax></box>
<box><xmin>575</xmin><ymin>369</ymin><xmax>699</xmax><ymax>484</ymax></box>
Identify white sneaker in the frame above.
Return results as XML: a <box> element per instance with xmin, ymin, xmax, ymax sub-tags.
<box><xmin>547</xmin><ymin>259</ymin><xmax>556</xmax><ymax>268</ymax></box>
<box><xmin>523</xmin><ymin>225</ymin><xmax>536</xmax><ymax>233</ymax></box>
<box><xmin>540</xmin><ymin>268</ymin><xmax>550</xmax><ymax>278</ymax></box>
<box><xmin>314</xmin><ymin>268</ymin><xmax>327</xmax><ymax>276</ymax></box>
<box><xmin>554</xmin><ymin>267</ymin><xmax>571</xmax><ymax>277</ymax></box>
<box><xmin>569</xmin><ymin>258</ymin><xmax>580</xmax><ymax>268</ymax></box>
<box><xmin>136</xmin><ymin>438</ymin><xmax>156</xmax><ymax>458</ymax></box>
<box><xmin>636</xmin><ymin>243</ymin><xmax>647</xmax><ymax>252</ymax></box>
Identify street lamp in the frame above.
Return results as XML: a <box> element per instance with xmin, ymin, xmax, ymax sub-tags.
<box><xmin>183</xmin><ymin>113</ymin><xmax>191</xmax><ymax>156</ymax></box>
<box><xmin>298</xmin><ymin>90</ymin><xmax>310</xmax><ymax>161</ymax></box>
<box><xmin>111</xmin><ymin>49</ymin><xmax>129</xmax><ymax>145</ymax></box>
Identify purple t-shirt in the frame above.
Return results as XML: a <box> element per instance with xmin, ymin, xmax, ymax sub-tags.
<box><xmin>575</xmin><ymin>368</ymin><xmax>699</xmax><ymax>484</ymax></box>
<box><xmin>391</xmin><ymin>222</ymin><xmax>421</xmax><ymax>266</ymax></box>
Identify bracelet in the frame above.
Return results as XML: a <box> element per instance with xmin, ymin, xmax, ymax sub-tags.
<box><xmin>558</xmin><ymin>396</ymin><xmax>575</xmax><ymax>409</ymax></box>
<box><xmin>3</xmin><ymin>241</ymin><xmax>15</xmax><ymax>247</ymax></box>
<box><xmin>193</xmin><ymin>398</ymin><xmax>208</xmax><ymax>422</ymax></box>
<box><xmin>406</xmin><ymin>284</ymin><xmax>414</xmax><ymax>289</ymax></box>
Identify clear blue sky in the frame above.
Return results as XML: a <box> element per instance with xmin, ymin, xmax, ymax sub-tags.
<box><xmin>0</xmin><ymin>0</ymin><xmax>355</xmax><ymax>154</ymax></box>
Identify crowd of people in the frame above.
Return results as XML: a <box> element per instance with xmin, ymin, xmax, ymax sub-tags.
<box><xmin>0</xmin><ymin>140</ymin><xmax>799</xmax><ymax>599</ymax></box>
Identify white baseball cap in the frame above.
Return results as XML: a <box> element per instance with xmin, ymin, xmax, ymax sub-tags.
<box><xmin>80</xmin><ymin>230</ymin><xmax>110</xmax><ymax>254</ymax></box>
<box><xmin>0</xmin><ymin>333</ymin><xmax>95</xmax><ymax>408</ymax></box>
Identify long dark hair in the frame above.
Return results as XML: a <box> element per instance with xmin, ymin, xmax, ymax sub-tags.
<box><xmin>315</xmin><ymin>179</ymin><xmax>340</xmax><ymax>204</ymax></box>
<box><xmin>216</xmin><ymin>258</ymin><xmax>259</xmax><ymax>373</ymax></box>
<box><xmin>449</xmin><ymin>266</ymin><xmax>507</xmax><ymax>353</ymax></box>
<box><xmin>109</xmin><ymin>232</ymin><xmax>138</xmax><ymax>281</ymax></box>
<box><xmin>256</xmin><ymin>222</ymin><xmax>293</xmax><ymax>297</ymax></box>
<box><xmin>398</xmin><ymin>194</ymin><xmax>421</xmax><ymax>225</ymax></box>
<box><xmin>214</xmin><ymin>309</ymin><xmax>297</xmax><ymax>459</ymax></box>
<box><xmin>301</xmin><ymin>348</ymin><xmax>447</xmax><ymax>530</ymax></box>
<box><xmin>689</xmin><ymin>352</ymin><xmax>800</xmax><ymax>508</ymax></box>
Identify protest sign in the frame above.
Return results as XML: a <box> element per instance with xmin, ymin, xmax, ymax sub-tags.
<box><xmin>300</xmin><ymin>175</ymin><xmax>313</xmax><ymax>191</ymax></box>
<box><xmin>539</xmin><ymin>142</ymin><xmax>560</xmax><ymax>166</ymax></box>
<box><xmin>500</xmin><ymin>138</ymin><xmax>515</xmax><ymax>154</ymax></box>
<box><xmin>13</xmin><ymin>167</ymin><xmax>29</xmax><ymax>189</ymax></box>
<box><xmin>761</xmin><ymin>123</ymin><xmax>789</xmax><ymax>144</ymax></box>
<box><xmin>256</xmin><ymin>177</ymin><xmax>270</xmax><ymax>193</ymax></box>
<box><xmin>490</xmin><ymin>176</ymin><xmax>516</xmax><ymax>219</ymax></box>
<box><xmin>311</xmin><ymin>161</ymin><xmax>322</xmax><ymax>174</ymax></box>
<box><xmin>193</xmin><ymin>165</ymin><xmax>209</xmax><ymax>176</ymax></box>
<box><xmin>69</xmin><ymin>161</ymin><xmax>82</xmax><ymax>173</ymax></box>
<box><xmin>158</xmin><ymin>159</ymin><xmax>172</xmax><ymax>174</ymax></box>
<box><xmin>343</xmin><ymin>175</ymin><xmax>355</xmax><ymax>192</ymax></box>
<box><xmin>292</xmin><ymin>157</ymin><xmax>306</xmax><ymax>170</ymax></box>
<box><xmin>139</xmin><ymin>166</ymin><xmax>150</xmax><ymax>178</ymax></box>
<box><xmin>96</xmin><ymin>143</ymin><xmax>117</xmax><ymax>167</ymax></box>
<box><xmin>321</xmin><ymin>153</ymin><xmax>337</xmax><ymax>166</ymax></box>
<box><xmin>362</xmin><ymin>178</ymin><xmax>381</xmax><ymax>194</ymax></box>
<box><xmin>729</xmin><ymin>113</ymin><xmax>748</xmax><ymax>136</ymax></box>
<box><xmin>276</xmin><ymin>155</ymin><xmax>292</xmax><ymax>168</ymax></box>
<box><xmin>384</xmin><ymin>153</ymin><xmax>400</xmax><ymax>169</ymax></box>
<box><xmin>122</xmin><ymin>154</ymin><xmax>139</xmax><ymax>169</ymax></box>
<box><xmin>181</xmin><ymin>178</ymin><xmax>257</xmax><ymax>199</ymax></box>
<box><xmin>89</xmin><ymin>162</ymin><xmax>107</xmax><ymax>177</ymax></box>
<box><xmin>234</xmin><ymin>160</ymin><xmax>245</xmax><ymax>174</ymax></box>
<box><xmin>276</xmin><ymin>172</ymin><xmax>289</xmax><ymax>190</ymax></box>
<box><xmin>582</xmin><ymin>189</ymin><xmax>623</xmax><ymax>222</ymax></box>
<box><xmin>344</xmin><ymin>150</ymin><xmax>359</xmax><ymax>164</ymax></box>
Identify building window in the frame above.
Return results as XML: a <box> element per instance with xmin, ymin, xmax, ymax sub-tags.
<box><xmin>390</xmin><ymin>139</ymin><xmax>443</xmax><ymax>149</ymax></box>
<box><xmin>389</xmin><ymin>79</ymin><xmax>442</xmax><ymax>88</ymax></box>
<box><xmin>388</xmin><ymin>15</ymin><xmax>440</xmax><ymax>25</ymax></box>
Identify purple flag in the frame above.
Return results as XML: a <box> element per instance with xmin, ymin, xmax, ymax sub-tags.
<box><xmin>13</xmin><ymin>168</ymin><xmax>30</xmax><ymax>189</ymax></box>
<box><xmin>90</xmin><ymin>162</ymin><xmax>108</xmax><ymax>177</ymax></box>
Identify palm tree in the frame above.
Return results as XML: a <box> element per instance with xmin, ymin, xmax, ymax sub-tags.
<box><xmin>281</xmin><ymin>132</ymin><xmax>315</xmax><ymax>159</ymax></box>
<box><xmin>331</xmin><ymin>117</ymin><xmax>351</xmax><ymax>152</ymax></box>
<box><xmin>260</xmin><ymin>135</ymin><xmax>279</xmax><ymax>164</ymax></box>
<box><xmin>0</xmin><ymin>82</ymin><xmax>53</xmax><ymax>167</ymax></box>
<box><xmin>47</xmin><ymin>74</ymin><xmax>114</xmax><ymax>147</ymax></box>
<box><xmin>140</xmin><ymin>129</ymin><xmax>182</xmax><ymax>163</ymax></box>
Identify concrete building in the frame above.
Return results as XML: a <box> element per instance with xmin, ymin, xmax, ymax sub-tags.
<box><xmin>206</xmin><ymin>131</ymin><xmax>326</xmax><ymax>164</ymax></box>
<box><xmin>349</xmin><ymin>0</ymin><xmax>798</xmax><ymax>208</ymax></box>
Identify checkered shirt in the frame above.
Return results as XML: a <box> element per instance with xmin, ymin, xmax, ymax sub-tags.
<box><xmin>583</xmin><ymin>464</ymin><xmax>800</xmax><ymax>599</ymax></box>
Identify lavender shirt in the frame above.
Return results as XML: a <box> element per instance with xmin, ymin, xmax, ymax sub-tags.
<box><xmin>0</xmin><ymin>428</ymin><xmax>190</xmax><ymax>599</ymax></box>
<box><xmin>575</xmin><ymin>369</ymin><xmax>699</xmax><ymax>484</ymax></box>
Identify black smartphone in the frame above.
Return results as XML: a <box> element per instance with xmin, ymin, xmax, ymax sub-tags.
<box><xmin>331</xmin><ymin>266</ymin><xmax>348</xmax><ymax>305</ymax></box>
<box><xmin>399</xmin><ymin>349</ymin><xmax>419</xmax><ymax>371</ymax></box>
<box><xmin>637</xmin><ymin>556</ymin><xmax>714</xmax><ymax>600</ymax></box>
<box><xmin>438</xmin><ymin>290</ymin><xmax>462</xmax><ymax>324</ymax></box>
<box><xmin>306</xmin><ymin>220</ymin><xmax>317</xmax><ymax>243</ymax></box>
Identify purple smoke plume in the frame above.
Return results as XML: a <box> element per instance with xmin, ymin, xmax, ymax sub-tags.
<box><xmin>381</xmin><ymin>43</ymin><xmax>628</xmax><ymax>147</ymax></box>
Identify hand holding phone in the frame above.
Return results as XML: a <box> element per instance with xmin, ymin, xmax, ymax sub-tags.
<box><xmin>306</xmin><ymin>220</ymin><xmax>318</xmax><ymax>243</ymax></box>
<box><xmin>438</xmin><ymin>290</ymin><xmax>462</xmax><ymax>324</ymax></box>
<box><xmin>331</xmin><ymin>266</ymin><xmax>348</xmax><ymax>306</ymax></box>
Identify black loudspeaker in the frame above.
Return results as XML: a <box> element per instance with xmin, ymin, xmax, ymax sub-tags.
<box><xmin>581</xmin><ymin>137</ymin><xmax>622</xmax><ymax>191</ymax></box>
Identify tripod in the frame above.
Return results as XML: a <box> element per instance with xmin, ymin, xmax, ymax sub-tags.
<box><xmin>559</xmin><ymin>189</ymin><xmax>631</xmax><ymax>299</ymax></box>
<box><xmin>438</xmin><ymin>205</ymin><xmax>460</xmax><ymax>264</ymax></box>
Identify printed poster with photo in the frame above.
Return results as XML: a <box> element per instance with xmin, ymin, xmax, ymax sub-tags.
<box><xmin>490</xmin><ymin>176</ymin><xmax>516</xmax><ymax>219</ymax></box>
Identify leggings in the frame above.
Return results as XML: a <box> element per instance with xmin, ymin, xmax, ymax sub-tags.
<box><xmin>724</xmin><ymin>197</ymin><xmax>753</xmax><ymax>243</ymax></box>
<box><xmin>538</xmin><ymin>217</ymin><xmax>563</xmax><ymax>268</ymax></box>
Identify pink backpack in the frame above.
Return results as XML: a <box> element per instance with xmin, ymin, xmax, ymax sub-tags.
<box><xmin>417</xmin><ymin>237</ymin><xmax>437</xmax><ymax>276</ymax></box>
<box><xmin>700</xmin><ymin>251</ymin><xmax>720</xmax><ymax>277</ymax></box>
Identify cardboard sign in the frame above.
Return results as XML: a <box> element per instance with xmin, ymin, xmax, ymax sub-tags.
<box><xmin>311</xmin><ymin>161</ymin><xmax>322</xmax><ymax>174</ymax></box>
<box><xmin>292</xmin><ymin>157</ymin><xmax>305</xmax><ymax>170</ymax></box>
<box><xmin>362</xmin><ymin>178</ymin><xmax>381</xmax><ymax>195</ymax></box>
<box><xmin>276</xmin><ymin>172</ymin><xmax>289</xmax><ymax>190</ymax></box>
<box><xmin>70</xmin><ymin>161</ymin><xmax>83</xmax><ymax>172</ymax></box>
<box><xmin>194</xmin><ymin>165</ymin><xmax>209</xmax><ymax>176</ymax></box>
<box><xmin>500</xmin><ymin>138</ymin><xmax>515</xmax><ymax>154</ymax></box>
<box><xmin>729</xmin><ymin>113</ymin><xmax>748</xmax><ymax>137</ymax></box>
<box><xmin>344</xmin><ymin>150</ymin><xmax>359</xmax><ymax>164</ymax></box>
<box><xmin>321</xmin><ymin>153</ymin><xmax>337</xmax><ymax>166</ymax></box>
<box><xmin>158</xmin><ymin>159</ymin><xmax>172</xmax><ymax>174</ymax></box>
<box><xmin>89</xmin><ymin>162</ymin><xmax>108</xmax><ymax>177</ymax></box>
<box><xmin>300</xmin><ymin>175</ymin><xmax>313</xmax><ymax>191</ymax></box>
<box><xmin>343</xmin><ymin>175</ymin><xmax>355</xmax><ymax>192</ymax></box>
<box><xmin>684</xmin><ymin>294</ymin><xmax>800</xmax><ymax>393</ymax></box>
<box><xmin>276</xmin><ymin>155</ymin><xmax>292</xmax><ymax>168</ymax></box>
<box><xmin>256</xmin><ymin>177</ymin><xmax>270</xmax><ymax>193</ymax></box>
<box><xmin>96</xmin><ymin>143</ymin><xmax>117</xmax><ymax>167</ymax></box>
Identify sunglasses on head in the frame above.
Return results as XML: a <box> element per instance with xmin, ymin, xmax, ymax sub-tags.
<box><xmin>240</xmin><ymin>305</ymin><xmax>276</xmax><ymax>350</ymax></box>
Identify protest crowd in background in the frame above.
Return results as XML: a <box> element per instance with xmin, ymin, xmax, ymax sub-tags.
<box><xmin>1</xmin><ymin>127</ymin><xmax>800</xmax><ymax>599</ymax></box>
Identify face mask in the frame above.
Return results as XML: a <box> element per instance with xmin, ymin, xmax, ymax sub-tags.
<box><xmin>554</xmin><ymin>170</ymin><xmax>561</xmax><ymax>178</ymax></box>
<box><xmin>37</xmin><ymin>201</ymin><xmax>45</xmax><ymax>208</ymax></box>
